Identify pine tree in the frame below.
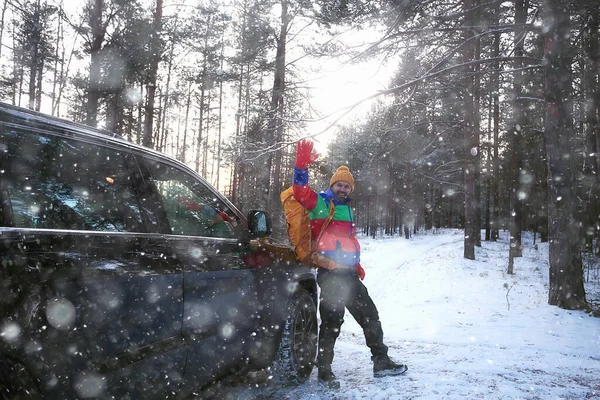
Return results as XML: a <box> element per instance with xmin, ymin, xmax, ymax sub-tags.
<box><xmin>543</xmin><ymin>0</ymin><xmax>588</xmax><ymax>310</ymax></box>
<box><xmin>12</xmin><ymin>0</ymin><xmax>57</xmax><ymax>111</ymax></box>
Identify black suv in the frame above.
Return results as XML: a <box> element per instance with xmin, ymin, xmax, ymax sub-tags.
<box><xmin>0</xmin><ymin>103</ymin><xmax>318</xmax><ymax>399</ymax></box>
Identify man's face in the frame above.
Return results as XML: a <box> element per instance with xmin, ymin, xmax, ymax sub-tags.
<box><xmin>331</xmin><ymin>181</ymin><xmax>352</xmax><ymax>202</ymax></box>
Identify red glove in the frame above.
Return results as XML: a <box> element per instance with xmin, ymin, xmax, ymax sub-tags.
<box><xmin>356</xmin><ymin>263</ymin><xmax>365</xmax><ymax>280</ymax></box>
<box><xmin>217</xmin><ymin>210</ymin><xmax>233</xmax><ymax>223</ymax></box>
<box><xmin>180</xmin><ymin>196</ymin><xmax>202</xmax><ymax>211</ymax></box>
<box><xmin>295</xmin><ymin>139</ymin><xmax>319</xmax><ymax>169</ymax></box>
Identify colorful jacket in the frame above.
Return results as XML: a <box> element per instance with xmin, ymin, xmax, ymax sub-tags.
<box><xmin>293</xmin><ymin>166</ymin><xmax>360</xmax><ymax>267</ymax></box>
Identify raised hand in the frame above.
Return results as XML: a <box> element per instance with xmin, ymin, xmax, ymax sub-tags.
<box><xmin>295</xmin><ymin>138</ymin><xmax>319</xmax><ymax>169</ymax></box>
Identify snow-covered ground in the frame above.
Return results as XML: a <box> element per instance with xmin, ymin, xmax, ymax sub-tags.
<box><xmin>198</xmin><ymin>230</ymin><xmax>600</xmax><ymax>399</ymax></box>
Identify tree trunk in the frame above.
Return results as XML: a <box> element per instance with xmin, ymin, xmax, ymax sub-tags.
<box><xmin>202</xmin><ymin>95</ymin><xmax>211</xmax><ymax>178</ymax></box>
<box><xmin>462</xmin><ymin>0</ymin><xmax>476</xmax><ymax>260</ymax></box>
<box><xmin>195</xmin><ymin>83</ymin><xmax>205</xmax><ymax>172</ymax></box>
<box><xmin>509</xmin><ymin>0</ymin><xmax>527</xmax><ymax>270</ymax></box>
<box><xmin>473</xmin><ymin>13</ymin><xmax>482</xmax><ymax>248</ymax></box>
<box><xmin>175</xmin><ymin>107</ymin><xmax>182</xmax><ymax>157</ymax></box>
<box><xmin>51</xmin><ymin>4</ymin><xmax>63</xmax><ymax>115</ymax></box>
<box><xmin>485</xmin><ymin>82</ymin><xmax>493</xmax><ymax>241</ymax></box>
<box><xmin>35</xmin><ymin>58</ymin><xmax>43</xmax><ymax>111</ymax></box>
<box><xmin>53</xmin><ymin>21</ymin><xmax>74</xmax><ymax>117</ymax></box>
<box><xmin>136</xmin><ymin>83</ymin><xmax>144</xmax><ymax>143</ymax></box>
<box><xmin>404</xmin><ymin>161</ymin><xmax>412</xmax><ymax>238</ymax></box>
<box><xmin>0</xmin><ymin>0</ymin><xmax>7</xmax><ymax>60</ymax></box>
<box><xmin>182</xmin><ymin>83</ymin><xmax>192</xmax><ymax>163</ymax></box>
<box><xmin>27</xmin><ymin>0</ymin><xmax>40</xmax><ymax>110</ymax></box>
<box><xmin>159</xmin><ymin>38</ymin><xmax>175</xmax><ymax>153</ymax></box>
<box><xmin>216</xmin><ymin>36</ymin><xmax>225</xmax><ymax>191</ymax></box>
<box><xmin>543</xmin><ymin>0</ymin><xmax>588</xmax><ymax>310</ymax></box>
<box><xmin>262</xmin><ymin>0</ymin><xmax>289</xmax><ymax>210</ymax></box>
<box><xmin>105</xmin><ymin>90</ymin><xmax>124</xmax><ymax>134</ymax></box>
<box><xmin>231</xmin><ymin>63</ymin><xmax>245</xmax><ymax>205</ymax></box>
<box><xmin>583</xmin><ymin>8</ymin><xmax>600</xmax><ymax>254</ymax></box>
<box><xmin>86</xmin><ymin>0</ymin><xmax>103</xmax><ymax>127</ymax></box>
<box><xmin>491</xmin><ymin>12</ymin><xmax>501</xmax><ymax>242</ymax></box>
<box><xmin>11</xmin><ymin>34</ymin><xmax>19</xmax><ymax>105</ymax></box>
<box><xmin>142</xmin><ymin>0</ymin><xmax>163</xmax><ymax>148</ymax></box>
<box><xmin>195</xmin><ymin>22</ymin><xmax>212</xmax><ymax>174</ymax></box>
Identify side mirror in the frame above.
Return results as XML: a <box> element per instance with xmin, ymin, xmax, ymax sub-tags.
<box><xmin>247</xmin><ymin>209</ymin><xmax>272</xmax><ymax>238</ymax></box>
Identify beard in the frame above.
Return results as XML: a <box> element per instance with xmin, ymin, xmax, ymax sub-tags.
<box><xmin>334</xmin><ymin>191</ymin><xmax>348</xmax><ymax>202</ymax></box>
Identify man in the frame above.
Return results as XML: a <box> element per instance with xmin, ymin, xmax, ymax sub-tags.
<box><xmin>292</xmin><ymin>139</ymin><xmax>408</xmax><ymax>388</ymax></box>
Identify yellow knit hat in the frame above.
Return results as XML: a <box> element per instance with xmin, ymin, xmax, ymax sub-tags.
<box><xmin>330</xmin><ymin>166</ymin><xmax>355</xmax><ymax>192</ymax></box>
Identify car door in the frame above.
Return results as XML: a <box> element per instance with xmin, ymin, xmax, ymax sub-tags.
<box><xmin>0</xmin><ymin>125</ymin><xmax>186</xmax><ymax>398</ymax></box>
<box><xmin>132</xmin><ymin>153</ymin><xmax>261</xmax><ymax>396</ymax></box>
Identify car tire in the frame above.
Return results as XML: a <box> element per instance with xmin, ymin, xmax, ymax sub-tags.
<box><xmin>268</xmin><ymin>289</ymin><xmax>317</xmax><ymax>385</ymax></box>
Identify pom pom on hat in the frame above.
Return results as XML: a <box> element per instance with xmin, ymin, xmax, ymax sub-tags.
<box><xmin>330</xmin><ymin>166</ymin><xmax>355</xmax><ymax>191</ymax></box>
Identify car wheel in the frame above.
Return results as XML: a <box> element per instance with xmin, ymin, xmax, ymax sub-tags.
<box><xmin>268</xmin><ymin>289</ymin><xmax>317</xmax><ymax>385</ymax></box>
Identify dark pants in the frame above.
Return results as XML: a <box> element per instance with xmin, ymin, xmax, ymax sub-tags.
<box><xmin>316</xmin><ymin>267</ymin><xmax>388</xmax><ymax>369</ymax></box>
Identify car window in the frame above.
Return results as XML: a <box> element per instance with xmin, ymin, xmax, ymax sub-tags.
<box><xmin>140</xmin><ymin>156</ymin><xmax>239</xmax><ymax>238</ymax></box>
<box><xmin>1</xmin><ymin>128</ymin><xmax>143</xmax><ymax>232</ymax></box>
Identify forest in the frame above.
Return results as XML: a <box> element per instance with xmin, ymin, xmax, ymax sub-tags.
<box><xmin>0</xmin><ymin>0</ymin><xmax>598</xmax><ymax>311</ymax></box>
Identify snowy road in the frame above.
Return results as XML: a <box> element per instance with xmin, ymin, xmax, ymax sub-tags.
<box><xmin>193</xmin><ymin>230</ymin><xmax>600</xmax><ymax>399</ymax></box>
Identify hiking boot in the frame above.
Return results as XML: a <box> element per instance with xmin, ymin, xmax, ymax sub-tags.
<box><xmin>373</xmin><ymin>356</ymin><xmax>408</xmax><ymax>377</ymax></box>
<box><xmin>318</xmin><ymin>367</ymin><xmax>341</xmax><ymax>389</ymax></box>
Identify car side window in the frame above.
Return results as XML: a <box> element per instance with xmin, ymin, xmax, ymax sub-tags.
<box><xmin>140</xmin><ymin>157</ymin><xmax>239</xmax><ymax>238</ymax></box>
<box><xmin>1</xmin><ymin>128</ymin><xmax>143</xmax><ymax>232</ymax></box>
